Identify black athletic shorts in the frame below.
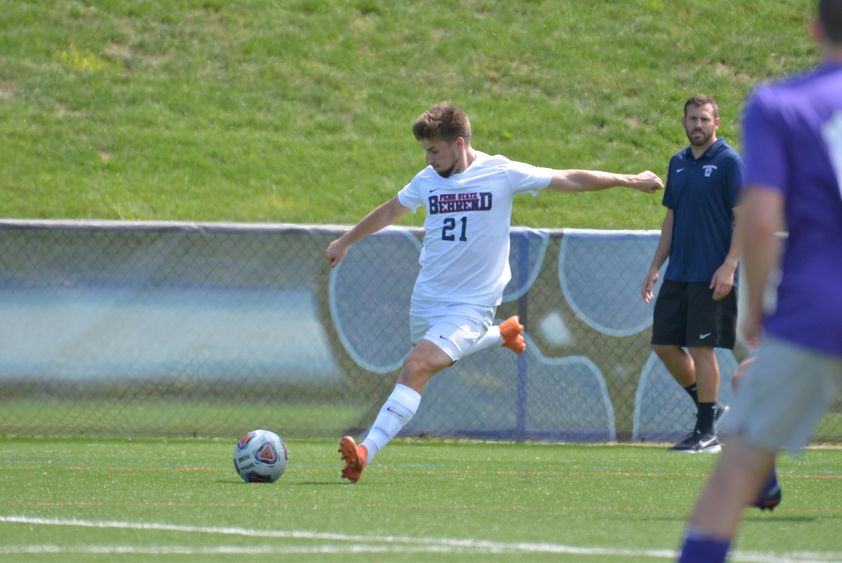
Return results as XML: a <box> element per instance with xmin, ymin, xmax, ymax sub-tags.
<box><xmin>651</xmin><ymin>281</ymin><xmax>737</xmax><ymax>349</ymax></box>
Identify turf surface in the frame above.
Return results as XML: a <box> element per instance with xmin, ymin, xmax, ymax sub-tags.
<box><xmin>2</xmin><ymin>437</ymin><xmax>841</xmax><ymax>562</ymax></box>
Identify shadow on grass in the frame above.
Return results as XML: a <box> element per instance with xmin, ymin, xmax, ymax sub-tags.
<box><xmin>214</xmin><ymin>479</ymin><xmax>350</xmax><ymax>486</ymax></box>
<box><xmin>634</xmin><ymin>514</ymin><xmax>828</xmax><ymax>524</ymax></box>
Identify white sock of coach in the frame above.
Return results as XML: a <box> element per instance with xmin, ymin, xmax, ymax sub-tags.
<box><xmin>361</xmin><ymin>384</ymin><xmax>421</xmax><ymax>463</ymax></box>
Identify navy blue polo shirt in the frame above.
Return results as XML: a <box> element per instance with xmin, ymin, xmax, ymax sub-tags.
<box><xmin>663</xmin><ymin>138</ymin><xmax>743</xmax><ymax>283</ymax></box>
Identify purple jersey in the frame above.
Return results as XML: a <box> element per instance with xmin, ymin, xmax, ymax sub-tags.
<box><xmin>741</xmin><ymin>62</ymin><xmax>842</xmax><ymax>356</ymax></box>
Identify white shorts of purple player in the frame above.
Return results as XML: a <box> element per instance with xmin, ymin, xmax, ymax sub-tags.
<box><xmin>409</xmin><ymin>299</ymin><xmax>495</xmax><ymax>362</ymax></box>
<box><xmin>721</xmin><ymin>335</ymin><xmax>842</xmax><ymax>454</ymax></box>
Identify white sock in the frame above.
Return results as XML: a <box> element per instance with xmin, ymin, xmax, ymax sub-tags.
<box><xmin>463</xmin><ymin>325</ymin><xmax>501</xmax><ymax>358</ymax></box>
<box><xmin>361</xmin><ymin>384</ymin><xmax>421</xmax><ymax>463</ymax></box>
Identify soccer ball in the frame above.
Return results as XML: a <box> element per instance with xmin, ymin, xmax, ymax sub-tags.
<box><xmin>233</xmin><ymin>429</ymin><xmax>288</xmax><ymax>483</ymax></box>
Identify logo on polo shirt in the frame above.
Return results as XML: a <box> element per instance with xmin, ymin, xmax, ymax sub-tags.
<box><xmin>702</xmin><ymin>165</ymin><xmax>718</xmax><ymax>177</ymax></box>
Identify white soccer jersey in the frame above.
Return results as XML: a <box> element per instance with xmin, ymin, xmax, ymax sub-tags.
<box><xmin>397</xmin><ymin>151</ymin><xmax>553</xmax><ymax>306</ymax></box>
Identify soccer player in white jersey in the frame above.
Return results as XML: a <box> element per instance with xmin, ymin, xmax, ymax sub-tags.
<box><xmin>325</xmin><ymin>102</ymin><xmax>663</xmax><ymax>483</ymax></box>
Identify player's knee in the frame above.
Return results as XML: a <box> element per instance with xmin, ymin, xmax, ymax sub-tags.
<box><xmin>399</xmin><ymin>356</ymin><xmax>436</xmax><ymax>390</ymax></box>
<box><xmin>688</xmin><ymin>346</ymin><xmax>716</xmax><ymax>362</ymax></box>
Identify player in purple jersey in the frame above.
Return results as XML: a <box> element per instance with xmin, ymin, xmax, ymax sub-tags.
<box><xmin>679</xmin><ymin>1</ymin><xmax>842</xmax><ymax>561</ymax></box>
<box><xmin>326</xmin><ymin>102</ymin><xmax>663</xmax><ymax>483</ymax></box>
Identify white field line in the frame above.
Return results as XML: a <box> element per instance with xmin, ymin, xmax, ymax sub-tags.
<box><xmin>1</xmin><ymin>515</ymin><xmax>840</xmax><ymax>562</ymax></box>
<box><xmin>0</xmin><ymin>544</ymin><xmax>643</xmax><ymax>556</ymax></box>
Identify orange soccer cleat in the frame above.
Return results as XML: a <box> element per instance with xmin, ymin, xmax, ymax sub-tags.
<box><xmin>338</xmin><ymin>435</ymin><xmax>368</xmax><ymax>484</ymax></box>
<box><xmin>499</xmin><ymin>315</ymin><xmax>526</xmax><ymax>354</ymax></box>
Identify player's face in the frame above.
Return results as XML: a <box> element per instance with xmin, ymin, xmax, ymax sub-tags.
<box><xmin>683</xmin><ymin>104</ymin><xmax>719</xmax><ymax>148</ymax></box>
<box><xmin>422</xmin><ymin>137</ymin><xmax>462</xmax><ymax>178</ymax></box>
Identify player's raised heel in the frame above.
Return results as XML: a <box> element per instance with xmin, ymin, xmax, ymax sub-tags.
<box><xmin>752</xmin><ymin>472</ymin><xmax>782</xmax><ymax>511</ymax></box>
<box><xmin>338</xmin><ymin>435</ymin><xmax>368</xmax><ymax>484</ymax></box>
<box><xmin>499</xmin><ymin>315</ymin><xmax>526</xmax><ymax>354</ymax></box>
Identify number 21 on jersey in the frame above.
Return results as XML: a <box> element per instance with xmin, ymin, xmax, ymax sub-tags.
<box><xmin>442</xmin><ymin>216</ymin><xmax>468</xmax><ymax>241</ymax></box>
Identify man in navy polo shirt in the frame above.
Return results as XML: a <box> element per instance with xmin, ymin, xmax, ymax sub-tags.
<box><xmin>642</xmin><ymin>94</ymin><xmax>742</xmax><ymax>453</ymax></box>
<box><xmin>679</xmin><ymin>1</ymin><xmax>842</xmax><ymax>560</ymax></box>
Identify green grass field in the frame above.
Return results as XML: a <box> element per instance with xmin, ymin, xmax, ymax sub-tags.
<box><xmin>0</xmin><ymin>400</ymin><xmax>367</xmax><ymax>438</ymax></box>
<box><xmin>0</xmin><ymin>0</ymin><xmax>816</xmax><ymax>228</ymax></box>
<box><xmin>2</xmin><ymin>1</ymin><xmax>839</xmax><ymax>560</ymax></box>
<box><xmin>2</xmin><ymin>437</ymin><xmax>842</xmax><ymax>562</ymax></box>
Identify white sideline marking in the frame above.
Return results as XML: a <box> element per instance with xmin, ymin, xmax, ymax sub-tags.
<box><xmin>0</xmin><ymin>544</ymin><xmax>623</xmax><ymax>555</ymax></box>
<box><xmin>1</xmin><ymin>515</ymin><xmax>841</xmax><ymax>561</ymax></box>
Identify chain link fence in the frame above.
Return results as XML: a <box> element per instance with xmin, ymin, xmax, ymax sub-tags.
<box><xmin>0</xmin><ymin>220</ymin><xmax>839</xmax><ymax>443</ymax></box>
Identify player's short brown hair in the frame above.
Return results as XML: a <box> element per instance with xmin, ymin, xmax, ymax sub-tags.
<box><xmin>412</xmin><ymin>102</ymin><xmax>472</xmax><ymax>143</ymax></box>
<box><xmin>684</xmin><ymin>94</ymin><xmax>719</xmax><ymax>118</ymax></box>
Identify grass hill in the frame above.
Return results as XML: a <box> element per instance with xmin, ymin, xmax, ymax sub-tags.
<box><xmin>0</xmin><ymin>0</ymin><xmax>817</xmax><ymax>228</ymax></box>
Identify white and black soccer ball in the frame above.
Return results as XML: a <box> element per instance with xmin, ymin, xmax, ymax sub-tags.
<box><xmin>233</xmin><ymin>429</ymin><xmax>288</xmax><ymax>483</ymax></box>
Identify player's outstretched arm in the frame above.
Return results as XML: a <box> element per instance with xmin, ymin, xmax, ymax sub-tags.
<box><xmin>325</xmin><ymin>196</ymin><xmax>410</xmax><ymax>268</ymax></box>
<box><xmin>547</xmin><ymin>170</ymin><xmax>663</xmax><ymax>194</ymax></box>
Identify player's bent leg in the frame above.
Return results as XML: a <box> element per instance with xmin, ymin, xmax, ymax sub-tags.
<box><xmin>339</xmin><ymin>342</ymin><xmax>449</xmax><ymax>483</ymax></box>
<box><xmin>499</xmin><ymin>315</ymin><xmax>525</xmax><ymax>354</ymax></box>
<box><xmin>730</xmin><ymin>356</ymin><xmax>781</xmax><ymax>510</ymax></box>
<box><xmin>398</xmin><ymin>340</ymin><xmax>456</xmax><ymax>392</ymax></box>
<box><xmin>679</xmin><ymin>434</ymin><xmax>775</xmax><ymax>561</ymax></box>
<box><xmin>339</xmin><ymin>436</ymin><xmax>368</xmax><ymax>484</ymax></box>
<box><xmin>361</xmin><ymin>383</ymin><xmax>422</xmax><ymax>463</ymax></box>
<box><xmin>462</xmin><ymin>325</ymin><xmax>502</xmax><ymax>357</ymax></box>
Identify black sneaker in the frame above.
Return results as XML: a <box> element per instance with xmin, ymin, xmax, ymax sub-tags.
<box><xmin>669</xmin><ymin>430</ymin><xmax>722</xmax><ymax>453</ymax></box>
